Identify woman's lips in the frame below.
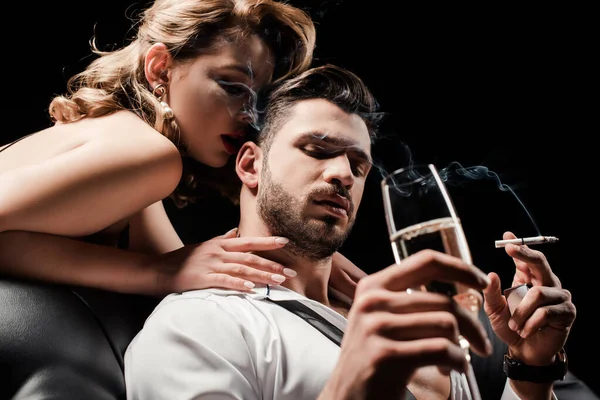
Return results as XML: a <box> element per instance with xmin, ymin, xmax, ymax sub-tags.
<box><xmin>220</xmin><ymin>135</ymin><xmax>240</xmax><ymax>155</ymax></box>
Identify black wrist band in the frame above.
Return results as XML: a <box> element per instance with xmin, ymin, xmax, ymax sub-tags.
<box><xmin>503</xmin><ymin>348</ymin><xmax>567</xmax><ymax>383</ymax></box>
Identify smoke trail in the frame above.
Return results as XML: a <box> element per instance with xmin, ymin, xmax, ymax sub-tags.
<box><xmin>378</xmin><ymin>151</ymin><xmax>541</xmax><ymax>235</ymax></box>
<box><xmin>216</xmin><ymin>80</ymin><xmax>262</xmax><ymax>131</ymax></box>
<box><xmin>218</xmin><ymin>64</ymin><xmax>542</xmax><ymax>236</ymax></box>
<box><xmin>370</xmin><ymin>137</ymin><xmax>414</xmax><ymax>180</ymax></box>
<box><xmin>215</xmin><ymin>61</ymin><xmax>264</xmax><ymax>131</ymax></box>
<box><xmin>438</xmin><ymin>161</ymin><xmax>539</xmax><ymax>234</ymax></box>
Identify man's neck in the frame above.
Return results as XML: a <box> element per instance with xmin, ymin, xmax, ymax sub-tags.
<box><xmin>263</xmin><ymin>249</ymin><xmax>332</xmax><ymax>304</ymax></box>
<box><xmin>237</xmin><ymin>225</ymin><xmax>333</xmax><ymax>306</ymax></box>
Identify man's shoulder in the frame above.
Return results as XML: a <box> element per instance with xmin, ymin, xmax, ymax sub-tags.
<box><xmin>141</xmin><ymin>285</ymin><xmax>348</xmax><ymax>335</ymax></box>
<box><xmin>148</xmin><ymin>287</ymin><xmax>264</xmax><ymax>318</ymax></box>
<box><xmin>163</xmin><ymin>287</ymin><xmax>257</xmax><ymax>302</ymax></box>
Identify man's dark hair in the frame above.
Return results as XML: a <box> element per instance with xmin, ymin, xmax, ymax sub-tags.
<box><xmin>256</xmin><ymin>64</ymin><xmax>382</xmax><ymax>151</ymax></box>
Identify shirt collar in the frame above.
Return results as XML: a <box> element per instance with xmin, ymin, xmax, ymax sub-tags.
<box><xmin>197</xmin><ymin>284</ymin><xmax>352</xmax><ymax>307</ymax></box>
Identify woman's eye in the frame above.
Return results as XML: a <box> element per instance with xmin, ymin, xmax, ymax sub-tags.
<box><xmin>218</xmin><ymin>80</ymin><xmax>249</xmax><ymax>98</ymax></box>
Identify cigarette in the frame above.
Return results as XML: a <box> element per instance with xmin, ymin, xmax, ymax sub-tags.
<box><xmin>495</xmin><ymin>236</ymin><xmax>559</xmax><ymax>248</ymax></box>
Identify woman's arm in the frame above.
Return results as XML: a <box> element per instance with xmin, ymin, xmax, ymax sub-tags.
<box><xmin>0</xmin><ymin>230</ymin><xmax>161</xmax><ymax>295</ymax></box>
<box><xmin>0</xmin><ymin>229</ymin><xmax>297</xmax><ymax>296</ymax></box>
<box><xmin>128</xmin><ymin>200</ymin><xmax>184</xmax><ymax>255</ymax></box>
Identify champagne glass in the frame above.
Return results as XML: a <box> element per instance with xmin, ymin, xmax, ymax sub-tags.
<box><xmin>381</xmin><ymin>163</ymin><xmax>482</xmax><ymax>400</ymax></box>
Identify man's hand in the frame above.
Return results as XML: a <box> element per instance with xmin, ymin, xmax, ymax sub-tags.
<box><xmin>319</xmin><ymin>249</ymin><xmax>493</xmax><ymax>400</ymax></box>
<box><xmin>483</xmin><ymin>231</ymin><xmax>575</xmax><ymax>366</ymax></box>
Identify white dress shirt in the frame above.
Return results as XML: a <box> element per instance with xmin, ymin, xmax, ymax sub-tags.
<box><xmin>125</xmin><ymin>284</ymin><xmax>528</xmax><ymax>400</ymax></box>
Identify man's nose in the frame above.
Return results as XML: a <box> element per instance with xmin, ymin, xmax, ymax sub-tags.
<box><xmin>322</xmin><ymin>155</ymin><xmax>354</xmax><ymax>188</ymax></box>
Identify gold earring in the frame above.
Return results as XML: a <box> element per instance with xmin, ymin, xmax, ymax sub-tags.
<box><xmin>152</xmin><ymin>84</ymin><xmax>174</xmax><ymax>120</ymax></box>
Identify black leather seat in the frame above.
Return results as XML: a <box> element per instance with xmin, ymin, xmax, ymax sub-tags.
<box><xmin>0</xmin><ymin>279</ymin><xmax>157</xmax><ymax>400</ymax></box>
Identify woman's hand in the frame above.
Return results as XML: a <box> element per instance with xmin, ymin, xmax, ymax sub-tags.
<box><xmin>329</xmin><ymin>252</ymin><xmax>368</xmax><ymax>300</ymax></box>
<box><xmin>152</xmin><ymin>228</ymin><xmax>297</xmax><ymax>295</ymax></box>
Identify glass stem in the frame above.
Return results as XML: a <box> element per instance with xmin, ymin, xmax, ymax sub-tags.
<box><xmin>458</xmin><ymin>335</ymin><xmax>482</xmax><ymax>400</ymax></box>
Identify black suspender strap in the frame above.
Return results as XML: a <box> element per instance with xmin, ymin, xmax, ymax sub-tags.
<box><xmin>266</xmin><ymin>298</ymin><xmax>344</xmax><ymax>347</ymax></box>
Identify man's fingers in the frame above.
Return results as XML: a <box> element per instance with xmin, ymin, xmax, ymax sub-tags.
<box><xmin>220</xmin><ymin>236</ymin><xmax>289</xmax><ymax>252</ymax></box>
<box><xmin>353</xmin><ymin>291</ymin><xmax>492</xmax><ymax>357</ymax></box>
<box><xmin>482</xmin><ymin>272</ymin><xmax>505</xmax><ymax>314</ymax></box>
<box><xmin>508</xmin><ymin>286</ymin><xmax>574</xmax><ymax>334</ymax></box>
<box><xmin>387</xmin><ymin>338</ymin><xmax>470</xmax><ymax>374</ymax></box>
<box><xmin>503</xmin><ymin>231</ymin><xmax>517</xmax><ymax>241</ymax></box>
<box><xmin>354</xmin><ymin>289</ymin><xmax>453</xmax><ymax>314</ymax></box>
<box><xmin>505</xmin><ymin>244</ymin><xmax>560</xmax><ymax>287</ymax></box>
<box><xmin>376</xmin><ymin>311</ymin><xmax>460</xmax><ymax>342</ymax></box>
<box><xmin>376</xmin><ymin>296</ymin><xmax>492</xmax><ymax>357</ymax></box>
<box><xmin>365</xmin><ymin>250</ymin><xmax>490</xmax><ymax>293</ymax></box>
<box><xmin>503</xmin><ymin>231</ymin><xmax>560</xmax><ymax>288</ymax></box>
<box><xmin>518</xmin><ymin>303</ymin><xmax>576</xmax><ymax>339</ymax></box>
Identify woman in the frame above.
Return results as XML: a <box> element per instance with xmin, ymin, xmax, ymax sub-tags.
<box><xmin>0</xmin><ymin>0</ymin><xmax>365</xmax><ymax>297</ymax></box>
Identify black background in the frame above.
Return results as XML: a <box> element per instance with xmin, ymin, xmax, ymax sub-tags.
<box><xmin>4</xmin><ymin>0</ymin><xmax>592</xmax><ymax>395</ymax></box>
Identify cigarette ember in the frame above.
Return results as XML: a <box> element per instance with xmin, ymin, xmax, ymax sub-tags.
<box><xmin>495</xmin><ymin>236</ymin><xmax>559</xmax><ymax>248</ymax></box>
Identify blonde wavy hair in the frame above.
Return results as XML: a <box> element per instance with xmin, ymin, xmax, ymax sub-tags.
<box><xmin>49</xmin><ymin>0</ymin><xmax>316</xmax><ymax>206</ymax></box>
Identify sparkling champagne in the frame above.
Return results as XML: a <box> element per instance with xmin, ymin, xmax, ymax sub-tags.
<box><xmin>390</xmin><ymin>217</ymin><xmax>481</xmax><ymax>313</ymax></box>
<box><xmin>390</xmin><ymin>216</ymin><xmax>484</xmax><ymax>400</ymax></box>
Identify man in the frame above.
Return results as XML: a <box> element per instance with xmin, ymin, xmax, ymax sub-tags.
<box><xmin>125</xmin><ymin>65</ymin><xmax>579</xmax><ymax>399</ymax></box>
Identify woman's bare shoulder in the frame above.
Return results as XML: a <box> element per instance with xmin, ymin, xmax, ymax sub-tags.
<box><xmin>1</xmin><ymin>110</ymin><xmax>180</xmax><ymax>174</ymax></box>
<box><xmin>92</xmin><ymin>111</ymin><xmax>182</xmax><ymax>165</ymax></box>
<box><xmin>68</xmin><ymin>110</ymin><xmax>175</xmax><ymax>146</ymax></box>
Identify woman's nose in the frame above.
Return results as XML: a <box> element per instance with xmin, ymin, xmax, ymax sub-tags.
<box><xmin>236</xmin><ymin>110</ymin><xmax>256</xmax><ymax>126</ymax></box>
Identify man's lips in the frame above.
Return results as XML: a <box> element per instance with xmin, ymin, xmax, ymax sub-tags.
<box><xmin>313</xmin><ymin>194</ymin><xmax>351</xmax><ymax>216</ymax></box>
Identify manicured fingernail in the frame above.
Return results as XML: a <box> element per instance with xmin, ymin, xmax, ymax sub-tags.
<box><xmin>244</xmin><ymin>281</ymin><xmax>255</xmax><ymax>289</ymax></box>
<box><xmin>271</xmin><ymin>274</ymin><xmax>286</xmax><ymax>283</ymax></box>
<box><xmin>283</xmin><ymin>268</ymin><xmax>297</xmax><ymax>277</ymax></box>
<box><xmin>275</xmin><ymin>237</ymin><xmax>289</xmax><ymax>245</ymax></box>
<box><xmin>508</xmin><ymin>319</ymin><xmax>518</xmax><ymax>331</ymax></box>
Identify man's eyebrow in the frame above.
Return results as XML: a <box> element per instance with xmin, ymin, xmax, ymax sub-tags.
<box><xmin>296</xmin><ymin>132</ymin><xmax>372</xmax><ymax>164</ymax></box>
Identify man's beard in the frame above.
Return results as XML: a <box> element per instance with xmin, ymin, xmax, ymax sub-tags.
<box><xmin>257</xmin><ymin>167</ymin><xmax>355</xmax><ymax>261</ymax></box>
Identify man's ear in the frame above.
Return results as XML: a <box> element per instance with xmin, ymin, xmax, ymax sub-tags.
<box><xmin>236</xmin><ymin>141</ymin><xmax>263</xmax><ymax>189</ymax></box>
<box><xmin>144</xmin><ymin>43</ymin><xmax>172</xmax><ymax>87</ymax></box>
